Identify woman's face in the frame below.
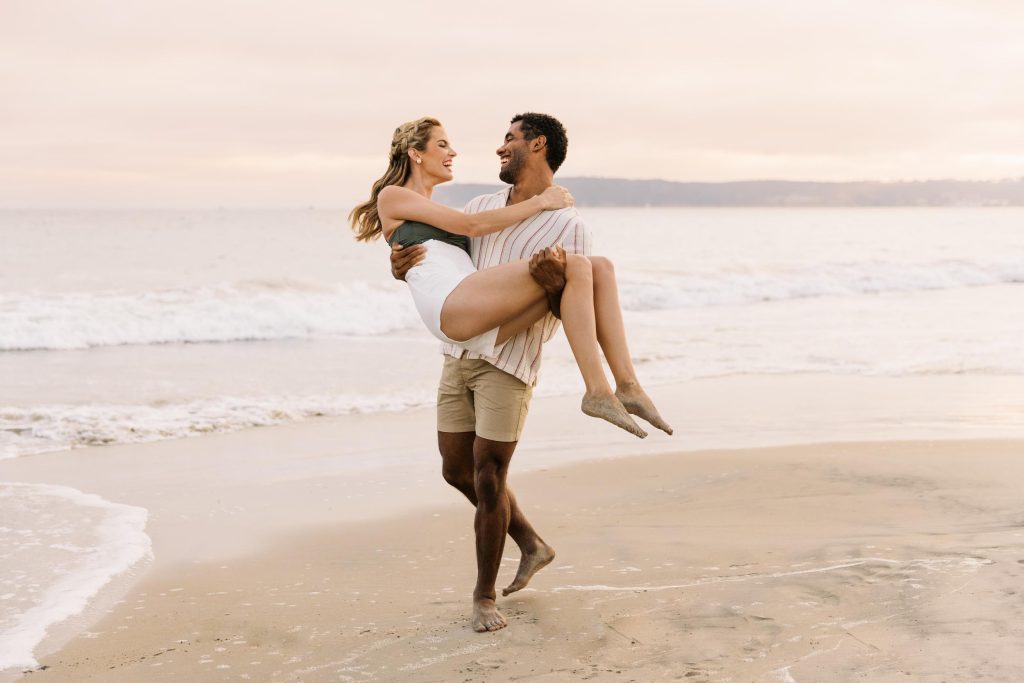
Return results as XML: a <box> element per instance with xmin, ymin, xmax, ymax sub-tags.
<box><xmin>416</xmin><ymin>126</ymin><xmax>457</xmax><ymax>182</ymax></box>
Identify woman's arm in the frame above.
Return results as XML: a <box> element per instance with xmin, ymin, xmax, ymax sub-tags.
<box><xmin>378</xmin><ymin>185</ymin><xmax>572</xmax><ymax>240</ymax></box>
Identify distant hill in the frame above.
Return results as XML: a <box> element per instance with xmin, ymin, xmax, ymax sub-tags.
<box><xmin>434</xmin><ymin>177</ymin><xmax>1024</xmax><ymax>207</ymax></box>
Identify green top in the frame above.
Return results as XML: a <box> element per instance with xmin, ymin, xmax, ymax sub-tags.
<box><xmin>386</xmin><ymin>220</ymin><xmax>470</xmax><ymax>255</ymax></box>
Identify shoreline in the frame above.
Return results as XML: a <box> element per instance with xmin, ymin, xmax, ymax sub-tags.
<box><xmin>17</xmin><ymin>438</ymin><xmax>1024</xmax><ymax>681</ymax></box>
<box><xmin>4</xmin><ymin>373</ymin><xmax>1024</xmax><ymax>679</ymax></box>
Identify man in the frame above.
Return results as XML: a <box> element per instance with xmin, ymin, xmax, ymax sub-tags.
<box><xmin>391</xmin><ymin>113</ymin><xmax>589</xmax><ymax>633</ymax></box>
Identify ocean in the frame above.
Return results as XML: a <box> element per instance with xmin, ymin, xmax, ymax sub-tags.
<box><xmin>2</xmin><ymin>207</ymin><xmax>1023</xmax><ymax>457</ymax></box>
<box><xmin>1</xmin><ymin>206</ymin><xmax>1023</xmax><ymax>669</ymax></box>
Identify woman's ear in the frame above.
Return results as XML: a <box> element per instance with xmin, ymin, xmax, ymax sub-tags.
<box><xmin>407</xmin><ymin>148</ymin><xmax>422</xmax><ymax>165</ymax></box>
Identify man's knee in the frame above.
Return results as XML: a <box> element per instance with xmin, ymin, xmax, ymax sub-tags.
<box><xmin>441</xmin><ymin>459</ymin><xmax>471</xmax><ymax>490</ymax></box>
<box><xmin>474</xmin><ymin>460</ymin><xmax>503</xmax><ymax>508</ymax></box>
<box><xmin>473</xmin><ymin>438</ymin><xmax>513</xmax><ymax>507</ymax></box>
<box><xmin>438</xmin><ymin>431</ymin><xmax>474</xmax><ymax>492</ymax></box>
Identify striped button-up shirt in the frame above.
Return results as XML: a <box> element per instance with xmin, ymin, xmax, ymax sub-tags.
<box><xmin>441</xmin><ymin>187</ymin><xmax>593</xmax><ymax>386</ymax></box>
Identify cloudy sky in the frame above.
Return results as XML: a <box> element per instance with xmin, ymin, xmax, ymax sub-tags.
<box><xmin>2</xmin><ymin>0</ymin><xmax>1021</xmax><ymax>208</ymax></box>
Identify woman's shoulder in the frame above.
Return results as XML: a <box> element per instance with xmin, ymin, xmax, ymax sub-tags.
<box><xmin>378</xmin><ymin>184</ymin><xmax>429</xmax><ymax>205</ymax></box>
<box><xmin>377</xmin><ymin>184</ymin><xmax>406</xmax><ymax>203</ymax></box>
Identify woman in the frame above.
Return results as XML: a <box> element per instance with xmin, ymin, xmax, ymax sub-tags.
<box><xmin>350</xmin><ymin>117</ymin><xmax>670</xmax><ymax>438</ymax></box>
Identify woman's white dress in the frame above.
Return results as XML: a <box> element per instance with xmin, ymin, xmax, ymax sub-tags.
<box><xmin>404</xmin><ymin>239</ymin><xmax>505</xmax><ymax>356</ymax></box>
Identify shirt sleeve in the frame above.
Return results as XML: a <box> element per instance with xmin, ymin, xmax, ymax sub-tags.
<box><xmin>559</xmin><ymin>215</ymin><xmax>593</xmax><ymax>256</ymax></box>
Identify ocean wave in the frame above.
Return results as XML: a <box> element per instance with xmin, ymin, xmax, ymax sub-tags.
<box><xmin>0</xmin><ymin>281</ymin><xmax>420</xmax><ymax>351</ymax></box>
<box><xmin>2</xmin><ymin>257</ymin><xmax>1021</xmax><ymax>352</ymax></box>
<box><xmin>0</xmin><ymin>483</ymin><xmax>151</xmax><ymax>671</ymax></box>
<box><xmin>618</xmin><ymin>257</ymin><xmax>1024</xmax><ymax>311</ymax></box>
<box><xmin>0</xmin><ymin>391</ymin><xmax>436</xmax><ymax>459</ymax></box>
<box><xmin>6</xmin><ymin>334</ymin><xmax>1024</xmax><ymax>460</ymax></box>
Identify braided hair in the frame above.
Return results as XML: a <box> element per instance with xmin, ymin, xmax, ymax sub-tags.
<box><xmin>350</xmin><ymin>117</ymin><xmax>441</xmax><ymax>241</ymax></box>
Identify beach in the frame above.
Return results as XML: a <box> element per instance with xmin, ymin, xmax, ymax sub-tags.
<box><xmin>2</xmin><ymin>207</ymin><xmax>1023</xmax><ymax>680</ymax></box>
<box><xmin>3</xmin><ymin>375</ymin><xmax>1024</xmax><ymax>681</ymax></box>
<box><xmin>7</xmin><ymin>0</ymin><xmax>1024</xmax><ymax>677</ymax></box>
<box><xmin>7</xmin><ymin>0</ymin><xmax>1024</xmax><ymax>676</ymax></box>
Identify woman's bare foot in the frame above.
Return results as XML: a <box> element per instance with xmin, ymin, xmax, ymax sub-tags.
<box><xmin>582</xmin><ymin>392</ymin><xmax>647</xmax><ymax>438</ymax></box>
<box><xmin>616</xmin><ymin>382</ymin><xmax>673</xmax><ymax>435</ymax></box>
<box><xmin>502</xmin><ymin>542</ymin><xmax>556</xmax><ymax>596</ymax></box>
<box><xmin>472</xmin><ymin>598</ymin><xmax>507</xmax><ymax>632</ymax></box>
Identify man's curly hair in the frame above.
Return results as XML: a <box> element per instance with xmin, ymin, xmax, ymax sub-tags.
<box><xmin>511</xmin><ymin>112</ymin><xmax>568</xmax><ymax>173</ymax></box>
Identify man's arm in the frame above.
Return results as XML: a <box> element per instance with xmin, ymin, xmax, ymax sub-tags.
<box><xmin>529</xmin><ymin>248</ymin><xmax>566</xmax><ymax>319</ymax></box>
<box><xmin>389</xmin><ymin>243</ymin><xmax>426</xmax><ymax>281</ymax></box>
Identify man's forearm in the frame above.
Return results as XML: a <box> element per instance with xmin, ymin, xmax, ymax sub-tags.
<box><xmin>545</xmin><ymin>290</ymin><xmax>562</xmax><ymax>319</ymax></box>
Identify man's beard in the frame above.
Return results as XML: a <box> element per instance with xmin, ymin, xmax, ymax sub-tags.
<box><xmin>498</xmin><ymin>151</ymin><xmax>524</xmax><ymax>184</ymax></box>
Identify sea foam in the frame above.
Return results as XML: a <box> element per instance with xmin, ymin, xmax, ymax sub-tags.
<box><xmin>3</xmin><ymin>257</ymin><xmax>1021</xmax><ymax>351</ymax></box>
<box><xmin>0</xmin><ymin>483</ymin><xmax>151</xmax><ymax>671</ymax></box>
<box><xmin>0</xmin><ymin>391</ymin><xmax>436</xmax><ymax>459</ymax></box>
<box><xmin>617</xmin><ymin>257</ymin><xmax>1024</xmax><ymax>311</ymax></box>
<box><xmin>0</xmin><ymin>280</ymin><xmax>419</xmax><ymax>351</ymax></box>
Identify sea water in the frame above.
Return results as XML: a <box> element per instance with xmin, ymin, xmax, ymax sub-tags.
<box><xmin>1</xmin><ymin>206</ymin><xmax>1023</xmax><ymax>669</ymax></box>
<box><xmin>2</xmin><ymin>207</ymin><xmax>1022</xmax><ymax>458</ymax></box>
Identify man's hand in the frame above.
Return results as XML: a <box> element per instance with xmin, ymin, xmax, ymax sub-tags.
<box><xmin>529</xmin><ymin>246</ymin><xmax>567</xmax><ymax>318</ymax></box>
<box><xmin>390</xmin><ymin>243</ymin><xmax>426</xmax><ymax>281</ymax></box>
<box><xmin>529</xmin><ymin>246</ymin><xmax>567</xmax><ymax>292</ymax></box>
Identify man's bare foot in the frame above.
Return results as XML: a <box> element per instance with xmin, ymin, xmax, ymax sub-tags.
<box><xmin>616</xmin><ymin>382</ymin><xmax>673</xmax><ymax>435</ymax></box>
<box><xmin>472</xmin><ymin>598</ymin><xmax>508</xmax><ymax>632</ymax></box>
<box><xmin>582</xmin><ymin>392</ymin><xmax>647</xmax><ymax>438</ymax></box>
<box><xmin>502</xmin><ymin>543</ymin><xmax>556</xmax><ymax>596</ymax></box>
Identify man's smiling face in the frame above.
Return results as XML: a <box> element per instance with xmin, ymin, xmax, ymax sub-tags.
<box><xmin>496</xmin><ymin>122</ymin><xmax>529</xmax><ymax>184</ymax></box>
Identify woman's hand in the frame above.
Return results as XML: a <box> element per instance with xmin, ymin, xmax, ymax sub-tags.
<box><xmin>537</xmin><ymin>185</ymin><xmax>574</xmax><ymax>211</ymax></box>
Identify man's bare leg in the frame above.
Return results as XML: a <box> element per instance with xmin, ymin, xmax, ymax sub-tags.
<box><xmin>438</xmin><ymin>433</ymin><xmax>555</xmax><ymax>630</ymax></box>
<box><xmin>438</xmin><ymin>432</ymin><xmax>553</xmax><ymax>564</ymax></box>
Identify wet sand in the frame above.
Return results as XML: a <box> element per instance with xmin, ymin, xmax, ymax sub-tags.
<box><xmin>21</xmin><ymin>438</ymin><xmax>1024</xmax><ymax>682</ymax></box>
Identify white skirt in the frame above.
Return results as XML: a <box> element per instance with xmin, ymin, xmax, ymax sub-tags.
<box><xmin>405</xmin><ymin>239</ymin><xmax>505</xmax><ymax>356</ymax></box>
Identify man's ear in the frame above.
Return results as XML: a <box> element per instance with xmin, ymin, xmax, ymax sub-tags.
<box><xmin>530</xmin><ymin>135</ymin><xmax>547</xmax><ymax>153</ymax></box>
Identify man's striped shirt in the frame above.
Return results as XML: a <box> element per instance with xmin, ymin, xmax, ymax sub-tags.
<box><xmin>441</xmin><ymin>187</ymin><xmax>593</xmax><ymax>386</ymax></box>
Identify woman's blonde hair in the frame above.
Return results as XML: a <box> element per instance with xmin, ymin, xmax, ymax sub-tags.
<box><xmin>349</xmin><ymin>116</ymin><xmax>441</xmax><ymax>241</ymax></box>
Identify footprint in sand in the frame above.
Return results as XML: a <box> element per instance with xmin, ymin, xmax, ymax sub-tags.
<box><xmin>474</xmin><ymin>656</ymin><xmax>504</xmax><ymax>669</ymax></box>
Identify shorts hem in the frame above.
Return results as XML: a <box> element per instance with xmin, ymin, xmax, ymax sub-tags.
<box><xmin>436</xmin><ymin>419</ymin><xmax>477</xmax><ymax>434</ymax></box>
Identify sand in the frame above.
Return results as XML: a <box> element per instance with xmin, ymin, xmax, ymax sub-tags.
<box><xmin>5</xmin><ymin>375</ymin><xmax>1024</xmax><ymax>681</ymax></box>
<box><xmin>15</xmin><ymin>436</ymin><xmax>1024</xmax><ymax>682</ymax></box>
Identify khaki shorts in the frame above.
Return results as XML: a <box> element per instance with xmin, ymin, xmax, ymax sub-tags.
<box><xmin>436</xmin><ymin>356</ymin><xmax>533</xmax><ymax>442</ymax></box>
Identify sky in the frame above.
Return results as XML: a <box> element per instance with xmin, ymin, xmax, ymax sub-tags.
<box><xmin>1</xmin><ymin>0</ymin><xmax>1022</xmax><ymax>208</ymax></box>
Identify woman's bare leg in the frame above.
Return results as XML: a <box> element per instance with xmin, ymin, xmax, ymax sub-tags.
<box><xmin>590</xmin><ymin>256</ymin><xmax>673</xmax><ymax>435</ymax></box>
<box><xmin>441</xmin><ymin>256</ymin><xmax>645</xmax><ymax>437</ymax></box>
<box><xmin>560</xmin><ymin>255</ymin><xmax>646</xmax><ymax>438</ymax></box>
<box><xmin>495</xmin><ymin>299</ymin><xmax>549</xmax><ymax>344</ymax></box>
<box><xmin>440</xmin><ymin>260</ymin><xmax>546</xmax><ymax>342</ymax></box>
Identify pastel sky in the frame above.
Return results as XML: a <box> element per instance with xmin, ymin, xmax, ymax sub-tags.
<box><xmin>2</xmin><ymin>0</ymin><xmax>1021</xmax><ymax>208</ymax></box>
